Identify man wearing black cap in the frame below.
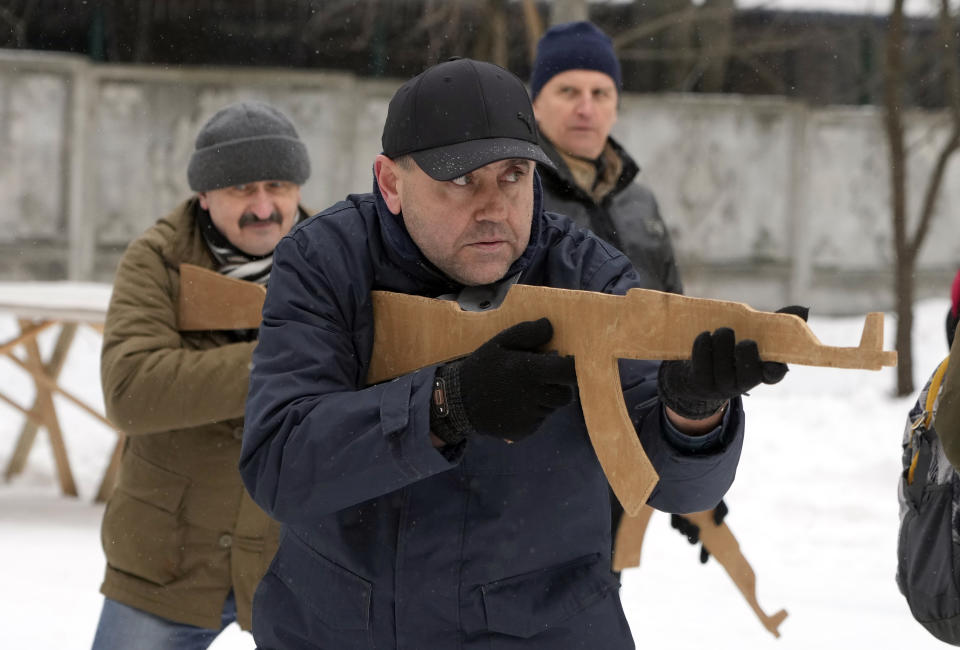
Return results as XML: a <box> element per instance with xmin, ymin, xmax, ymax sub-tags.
<box><xmin>241</xmin><ymin>59</ymin><xmax>788</xmax><ymax>649</ymax></box>
<box><xmin>91</xmin><ymin>101</ymin><xmax>312</xmax><ymax>649</ymax></box>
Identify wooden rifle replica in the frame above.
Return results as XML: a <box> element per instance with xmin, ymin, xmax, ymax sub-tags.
<box><xmin>178</xmin><ymin>262</ymin><xmax>896</xmax><ymax>638</ymax></box>
<box><xmin>612</xmin><ymin>504</ymin><xmax>789</xmax><ymax>638</ymax></box>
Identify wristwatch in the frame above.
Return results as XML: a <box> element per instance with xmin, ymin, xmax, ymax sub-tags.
<box><xmin>431</xmin><ymin>375</ymin><xmax>449</xmax><ymax>419</ymax></box>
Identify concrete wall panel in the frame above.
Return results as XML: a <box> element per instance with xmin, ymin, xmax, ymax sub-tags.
<box><xmin>1</xmin><ymin>51</ymin><xmax>957</xmax><ymax>314</ymax></box>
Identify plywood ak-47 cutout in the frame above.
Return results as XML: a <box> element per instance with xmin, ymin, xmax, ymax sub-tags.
<box><xmin>179</xmin><ymin>262</ymin><xmax>897</xmax><ymax>516</ymax></box>
<box><xmin>179</xmin><ymin>262</ymin><xmax>895</xmax><ymax>638</ymax></box>
<box><xmin>366</xmin><ymin>285</ymin><xmax>897</xmax><ymax>516</ymax></box>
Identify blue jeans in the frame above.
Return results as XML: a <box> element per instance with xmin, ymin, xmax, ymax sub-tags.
<box><xmin>91</xmin><ymin>591</ymin><xmax>239</xmax><ymax>650</ymax></box>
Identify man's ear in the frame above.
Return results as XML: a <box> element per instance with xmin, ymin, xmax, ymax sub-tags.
<box><xmin>374</xmin><ymin>154</ymin><xmax>403</xmax><ymax>215</ymax></box>
<box><xmin>197</xmin><ymin>191</ymin><xmax>209</xmax><ymax>211</ymax></box>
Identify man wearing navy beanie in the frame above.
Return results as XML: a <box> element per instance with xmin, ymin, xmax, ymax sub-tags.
<box><xmin>530</xmin><ymin>22</ymin><xmax>680</xmax><ymax>295</ymax></box>
<box><xmin>530</xmin><ymin>22</ymin><xmax>737</xmax><ymax>577</ymax></box>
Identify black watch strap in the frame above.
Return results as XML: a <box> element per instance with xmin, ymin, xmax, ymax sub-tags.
<box><xmin>432</xmin><ymin>375</ymin><xmax>450</xmax><ymax>419</ymax></box>
<box><xmin>430</xmin><ymin>365</ymin><xmax>473</xmax><ymax>445</ymax></box>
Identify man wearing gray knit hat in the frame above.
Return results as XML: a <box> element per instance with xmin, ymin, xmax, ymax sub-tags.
<box><xmin>90</xmin><ymin>101</ymin><xmax>311</xmax><ymax>650</ymax></box>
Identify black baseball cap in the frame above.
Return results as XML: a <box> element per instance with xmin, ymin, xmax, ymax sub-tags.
<box><xmin>381</xmin><ymin>58</ymin><xmax>554</xmax><ymax>181</ymax></box>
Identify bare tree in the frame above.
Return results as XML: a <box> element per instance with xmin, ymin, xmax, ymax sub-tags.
<box><xmin>616</xmin><ymin>1</ymin><xmax>834</xmax><ymax>94</ymax></box>
<box><xmin>883</xmin><ymin>0</ymin><xmax>960</xmax><ymax>395</ymax></box>
<box><xmin>521</xmin><ymin>0</ymin><xmax>544</xmax><ymax>63</ymax></box>
<box><xmin>698</xmin><ymin>0</ymin><xmax>734</xmax><ymax>92</ymax></box>
<box><xmin>473</xmin><ymin>0</ymin><xmax>508</xmax><ymax>67</ymax></box>
<box><xmin>470</xmin><ymin>0</ymin><xmax>546</xmax><ymax>69</ymax></box>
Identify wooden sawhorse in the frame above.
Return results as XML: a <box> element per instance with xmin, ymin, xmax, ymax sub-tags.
<box><xmin>0</xmin><ymin>290</ymin><xmax>122</xmax><ymax>502</ymax></box>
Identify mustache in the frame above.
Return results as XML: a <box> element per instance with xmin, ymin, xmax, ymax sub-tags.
<box><xmin>238</xmin><ymin>211</ymin><xmax>283</xmax><ymax>228</ymax></box>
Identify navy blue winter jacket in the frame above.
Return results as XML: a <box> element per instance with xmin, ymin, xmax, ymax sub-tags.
<box><xmin>240</xmin><ymin>177</ymin><xmax>745</xmax><ymax>649</ymax></box>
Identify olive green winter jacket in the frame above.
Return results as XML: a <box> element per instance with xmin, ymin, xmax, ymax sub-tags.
<box><xmin>98</xmin><ymin>198</ymin><xmax>287</xmax><ymax>630</ymax></box>
<box><xmin>936</xmin><ymin>325</ymin><xmax>960</xmax><ymax>470</ymax></box>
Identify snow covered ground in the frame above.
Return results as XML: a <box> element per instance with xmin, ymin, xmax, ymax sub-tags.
<box><xmin>0</xmin><ymin>296</ymin><xmax>953</xmax><ymax>649</ymax></box>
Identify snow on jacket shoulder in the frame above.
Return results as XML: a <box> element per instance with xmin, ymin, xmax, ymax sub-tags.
<box><xmin>240</xmin><ymin>180</ymin><xmax>744</xmax><ymax>649</ymax></box>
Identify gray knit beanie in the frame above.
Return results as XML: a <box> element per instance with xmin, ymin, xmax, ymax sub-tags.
<box><xmin>187</xmin><ymin>101</ymin><xmax>311</xmax><ymax>192</ymax></box>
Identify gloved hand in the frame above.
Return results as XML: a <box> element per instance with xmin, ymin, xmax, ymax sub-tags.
<box><xmin>671</xmin><ymin>500</ymin><xmax>729</xmax><ymax>564</ymax></box>
<box><xmin>658</xmin><ymin>306</ymin><xmax>809</xmax><ymax>419</ymax></box>
<box><xmin>430</xmin><ymin>318</ymin><xmax>577</xmax><ymax>446</ymax></box>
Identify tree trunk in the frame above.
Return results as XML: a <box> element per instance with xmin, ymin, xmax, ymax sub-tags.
<box><xmin>698</xmin><ymin>0</ymin><xmax>734</xmax><ymax>92</ymax></box>
<box><xmin>473</xmin><ymin>0</ymin><xmax>508</xmax><ymax>68</ymax></box>
<box><xmin>884</xmin><ymin>0</ymin><xmax>960</xmax><ymax>395</ymax></box>
<box><xmin>894</xmin><ymin>252</ymin><xmax>915</xmax><ymax>394</ymax></box>
<box><xmin>883</xmin><ymin>0</ymin><xmax>914</xmax><ymax>396</ymax></box>
<box><xmin>521</xmin><ymin>0</ymin><xmax>544</xmax><ymax>64</ymax></box>
<box><xmin>660</xmin><ymin>0</ymin><xmax>695</xmax><ymax>90</ymax></box>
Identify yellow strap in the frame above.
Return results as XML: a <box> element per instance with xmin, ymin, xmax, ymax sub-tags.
<box><xmin>908</xmin><ymin>450</ymin><xmax>920</xmax><ymax>485</ymax></box>
<box><xmin>924</xmin><ymin>356</ymin><xmax>952</xmax><ymax>428</ymax></box>
<box><xmin>909</xmin><ymin>356</ymin><xmax>952</xmax><ymax>485</ymax></box>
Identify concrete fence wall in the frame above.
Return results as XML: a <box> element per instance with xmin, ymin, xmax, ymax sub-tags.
<box><xmin>2</xmin><ymin>49</ymin><xmax>958</xmax><ymax>314</ymax></box>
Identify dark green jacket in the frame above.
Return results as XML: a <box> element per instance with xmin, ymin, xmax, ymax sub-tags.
<box><xmin>936</xmin><ymin>331</ymin><xmax>960</xmax><ymax>468</ymax></box>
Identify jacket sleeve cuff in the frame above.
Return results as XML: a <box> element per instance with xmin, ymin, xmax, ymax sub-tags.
<box><xmin>661</xmin><ymin>400</ymin><xmax>736</xmax><ymax>455</ymax></box>
<box><xmin>380</xmin><ymin>366</ymin><xmax>463</xmax><ymax>479</ymax></box>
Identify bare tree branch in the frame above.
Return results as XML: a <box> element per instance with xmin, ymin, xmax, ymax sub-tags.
<box><xmin>883</xmin><ymin>0</ymin><xmax>912</xmax><ymax>394</ymax></box>
<box><xmin>613</xmin><ymin>5</ymin><xmax>736</xmax><ymax>50</ymax></box>
<box><xmin>909</xmin><ymin>0</ymin><xmax>960</xmax><ymax>257</ymax></box>
<box><xmin>521</xmin><ymin>0</ymin><xmax>543</xmax><ymax>65</ymax></box>
<box><xmin>618</xmin><ymin>33</ymin><xmax>820</xmax><ymax>62</ymax></box>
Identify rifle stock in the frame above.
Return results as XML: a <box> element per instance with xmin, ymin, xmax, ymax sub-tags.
<box><xmin>178</xmin><ymin>264</ymin><xmax>265</xmax><ymax>331</ymax></box>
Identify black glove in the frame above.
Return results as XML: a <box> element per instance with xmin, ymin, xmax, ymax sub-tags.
<box><xmin>658</xmin><ymin>306</ymin><xmax>809</xmax><ymax>419</ymax></box>
<box><xmin>670</xmin><ymin>500</ymin><xmax>729</xmax><ymax>564</ymax></box>
<box><xmin>430</xmin><ymin>318</ymin><xmax>577</xmax><ymax>445</ymax></box>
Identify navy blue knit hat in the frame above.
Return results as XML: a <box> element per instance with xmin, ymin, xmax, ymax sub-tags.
<box><xmin>529</xmin><ymin>21</ymin><xmax>622</xmax><ymax>100</ymax></box>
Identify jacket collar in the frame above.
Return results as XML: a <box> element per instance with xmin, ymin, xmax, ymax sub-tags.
<box><xmin>537</xmin><ymin>131</ymin><xmax>640</xmax><ymax>199</ymax></box>
<box><xmin>371</xmin><ymin>171</ymin><xmax>547</xmax><ymax>295</ymax></box>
